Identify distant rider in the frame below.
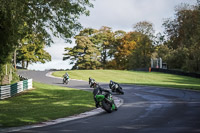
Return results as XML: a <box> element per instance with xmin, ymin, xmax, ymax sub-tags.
<box><xmin>63</xmin><ymin>72</ymin><xmax>69</xmax><ymax>83</ymax></box>
<box><xmin>64</xmin><ymin>72</ymin><xmax>69</xmax><ymax>78</ymax></box>
<box><xmin>109</xmin><ymin>80</ymin><xmax>117</xmax><ymax>91</ymax></box>
<box><xmin>89</xmin><ymin>77</ymin><xmax>96</xmax><ymax>88</ymax></box>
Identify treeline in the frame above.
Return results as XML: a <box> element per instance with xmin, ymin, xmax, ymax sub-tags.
<box><xmin>63</xmin><ymin>25</ymin><xmax>154</xmax><ymax>70</ymax></box>
<box><xmin>64</xmin><ymin>1</ymin><xmax>200</xmax><ymax>73</ymax></box>
<box><xmin>159</xmin><ymin>2</ymin><xmax>200</xmax><ymax>72</ymax></box>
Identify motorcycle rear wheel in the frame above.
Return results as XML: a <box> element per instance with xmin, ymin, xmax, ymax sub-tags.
<box><xmin>102</xmin><ymin>100</ymin><xmax>112</xmax><ymax>113</ymax></box>
<box><xmin>117</xmin><ymin>87</ymin><xmax>124</xmax><ymax>95</ymax></box>
<box><xmin>63</xmin><ymin>79</ymin><xmax>69</xmax><ymax>84</ymax></box>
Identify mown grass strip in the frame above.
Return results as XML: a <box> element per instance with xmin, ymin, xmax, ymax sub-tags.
<box><xmin>53</xmin><ymin>70</ymin><xmax>200</xmax><ymax>90</ymax></box>
<box><xmin>0</xmin><ymin>82</ymin><xmax>94</xmax><ymax>127</ymax></box>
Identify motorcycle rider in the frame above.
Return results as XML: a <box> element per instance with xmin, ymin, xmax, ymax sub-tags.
<box><xmin>89</xmin><ymin>77</ymin><xmax>95</xmax><ymax>88</ymax></box>
<box><xmin>91</xmin><ymin>81</ymin><xmax>111</xmax><ymax>108</ymax></box>
<box><xmin>63</xmin><ymin>72</ymin><xmax>69</xmax><ymax>83</ymax></box>
<box><xmin>109</xmin><ymin>80</ymin><xmax>124</xmax><ymax>94</ymax></box>
<box><xmin>109</xmin><ymin>80</ymin><xmax>118</xmax><ymax>91</ymax></box>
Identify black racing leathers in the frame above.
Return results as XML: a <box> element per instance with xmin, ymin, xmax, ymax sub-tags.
<box><xmin>93</xmin><ymin>84</ymin><xmax>110</xmax><ymax>108</ymax></box>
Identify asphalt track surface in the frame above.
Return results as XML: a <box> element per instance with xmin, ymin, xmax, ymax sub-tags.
<box><xmin>8</xmin><ymin>70</ymin><xmax>200</xmax><ymax>133</ymax></box>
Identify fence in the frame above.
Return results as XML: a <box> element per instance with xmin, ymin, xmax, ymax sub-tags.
<box><xmin>0</xmin><ymin>79</ymin><xmax>32</xmax><ymax>100</ymax></box>
<box><xmin>134</xmin><ymin>68</ymin><xmax>200</xmax><ymax>78</ymax></box>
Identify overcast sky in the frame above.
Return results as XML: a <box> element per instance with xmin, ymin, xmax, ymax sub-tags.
<box><xmin>28</xmin><ymin>0</ymin><xmax>197</xmax><ymax>71</ymax></box>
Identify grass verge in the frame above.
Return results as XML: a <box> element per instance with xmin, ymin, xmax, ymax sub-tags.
<box><xmin>0</xmin><ymin>82</ymin><xmax>94</xmax><ymax>127</ymax></box>
<box><xmin>53</xmin><ymin>70</ymin><xmax>200</xmax><ymax>90</ymax></box>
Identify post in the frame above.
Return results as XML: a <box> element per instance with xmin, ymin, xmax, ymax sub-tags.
<box><xmin>14</xmin><ymin>49</ymin><xmax>16</xmax><ymax>70</ymax></box>
<box><xmin>156</xmin><ymin>58</ymin><xmax>159</xmax><ymax>68</ymax></box>
<box><xmin>160</xmin><ymin>58</ymin><xmax>162</xmax><ymax>69</ymax></box>
<box><xmin>5</xmin><ymin>64</ymin><xmax>7</xmax><ymax>75</ymax></box>
<box><xmin>151</xmin><ymin>58</ymin><xmax>153</xmax><ymax>68</ymax></box>
<box><xmin>149</xmin><ymin>67</ymin><xmax>151</xmax><ymax>72</ymax></box>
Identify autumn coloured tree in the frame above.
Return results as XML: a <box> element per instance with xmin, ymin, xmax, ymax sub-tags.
<box><xmin>114</xmin><ymin>32</ymin><xmax>137</xmax><ymax>69</ymax></box>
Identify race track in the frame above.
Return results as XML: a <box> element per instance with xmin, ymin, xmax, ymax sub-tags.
<box><xmin>11</xmin><ymin>70</ymin><xmax>200</xmax><ymax>133</ymax></box>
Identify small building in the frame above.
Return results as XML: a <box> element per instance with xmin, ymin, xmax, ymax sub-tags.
<box><xmin>151</xmin><ymin>58</ymin><xmax>167</xmax><ymax>69</ymax></box>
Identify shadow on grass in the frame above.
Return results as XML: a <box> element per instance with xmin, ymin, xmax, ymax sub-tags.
<box><xmin>0</xmin><ymin>87</ymin><xmax>95</xmax><ymax>127</ymax></box>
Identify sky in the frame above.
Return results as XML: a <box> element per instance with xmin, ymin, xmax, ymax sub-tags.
<box><xmin>28</xmin><ymin>0</ymin><xmax>197</xmax><ymax>71</ymax></box>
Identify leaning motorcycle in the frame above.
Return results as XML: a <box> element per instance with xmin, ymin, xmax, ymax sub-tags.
<box><xmin>109</xmin><ymin>80</ymin><xmax>124</xmax><ymax>95</ymax></box>
<box><xmin>95</xmin><ymin>91</ymin><xmax>117</xmax><ymax>113</ymax></box>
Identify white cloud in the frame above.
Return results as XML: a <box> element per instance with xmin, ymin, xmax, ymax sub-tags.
<box><xmin>28</xmin><ymin>60</ymin><xmax>73</xmax><ymax>71</ymax></box>
<box><xmin>80</xmin><ymin>0</ymin><xmax>196</xmax><ymax>32</ymax></box>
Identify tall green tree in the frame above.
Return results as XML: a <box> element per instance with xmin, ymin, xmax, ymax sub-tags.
<box><xmin>163</xmin><ymin>1</ymin><xmax>200</xmax><ymax>72</ymax></box>
<box><xmin>106</xmin><ymin>30</ymin><xmax>126</xmax><ymax>69</ymax></box>
<box><xmin>0</xmin><ymin>0</ymin><xmax>93</xmax><ymax>73</ymax></box>
<box><xmin>16</xmin><ymin>33</ymin><xmax>51</xmax><ymax>68</ymax></box>
<box><xmin>128</xmin><ymin>32</ymin><xmax>154</xmax><ymax>69</ymax></box>
<box><xmin>73</xmin><ymin>27</ymin><xmax>117</xmax><ymax>69</ymax></box>
<box><xmin>127</xmin><ymin>21</ymin><xmax>155</xmax><ymax>69</ymax></box>
<box><xmin>92</xmin><ymin>26</ymin><xmax>115</xmax><ymax>69</ymax></box>
<box><xmin>63</xmin><ymin>36</ymin><xmax>101</xmax><ymax>69</ymax></box>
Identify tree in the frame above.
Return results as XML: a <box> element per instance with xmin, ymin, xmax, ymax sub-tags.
<box><xmin>63</xmin><ymin>36</ymin><xmax>101</xmax><ymax>69</ymax></box>
<box><xmin>65</xmin><ymin>27</ymin><xmax>126</xmax><ymax>70</ymax></box>
<box><xmin>128</xmin><ymin>21</ymin><xmax>155</xmax><ymax>69</ymax></box>
<box><xmin>128</xmin><ymin>32</ymin><xmax>154</xmax><ymax>69</ymax></box>
<box><xmin>0</xmin><ymin>0</ymin><xmax>93</xmax><ymax>73</ymax></box>
<box><xmin>92</xmin><ymin>26</ymin><xmax>115</xmax><ymax>69</ymax></box>
<box><xmin>114</xmin><ymin>32</ymin><xmax>136</xmax><ymax>69</ymax></box>
<box><xmin>16</xmin><ymin>33</ymin><xmax>51</xmax><ymax>68</ymax></box>
<box><xmin>75</xmin><ymin>26</ymin><xmax>116</xmax><ymax>69</ymax></box>
<box><xmin>17</xmin><ymin>44</ymin><xmax>51</xmax><ymax>69</ymax></box>
<box><xmin>109</xmin><ymin>30</ymin><xmax>126</xmax><ymax>58</ymax></box>
<box><xmin>106</xmin><ymin>30</ymin><xmax>126</xmax><ymax>69</ymax></box>
<box><xmin>163</xmin><ymin>1</ymin><xmax>200</xmax><ymax>72</ymax></box>
<box><xmin>133</xmin><ymin>21</ymin><xmax>155</xmax><ymax>39</ymax></box>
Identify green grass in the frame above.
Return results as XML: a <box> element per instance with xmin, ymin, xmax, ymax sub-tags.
<box><xmin>0</xmin><ymin>82</ymin><xmax>94</xmax><ymax>127</ymax></box>
<box><xmin>53</xmin><ymin>70</ymin><xmax>200</xmax><ymax>90</ymax></box>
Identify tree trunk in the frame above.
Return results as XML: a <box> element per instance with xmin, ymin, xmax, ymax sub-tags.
<box><xmin>26</xmin><ymin>61</ymin><xmax>29</xmax><ymax>69</ymax></box>
<box><xmin>22</xmin><ymin>60</ymin><xmax>25</xmax><ymax>68</ymax></box>
<box><xmin>14</xmin><ymin>49</ymin><xmax>16</xmax><ymax>70</ymax></box>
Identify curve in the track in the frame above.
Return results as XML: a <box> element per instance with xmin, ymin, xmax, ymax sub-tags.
<box><xmin>4</xmin><ymin>70</ymin><xmax>200</xmax><ymax>133</ymax></box>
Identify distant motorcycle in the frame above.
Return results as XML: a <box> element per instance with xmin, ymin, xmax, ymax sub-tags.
<box><xmin>109</xmin><ymin>80</ymin><xmax>124</xmax><ymax>95</ymax></box>
<box><xmin>63</xmin><ymin>75</ymin><xmax>69</xmax><ymax>84</ymax></box>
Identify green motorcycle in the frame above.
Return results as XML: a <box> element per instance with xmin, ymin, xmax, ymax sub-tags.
<box><xmin>95</xmin><ymin>92</ymin><xmax>117</xmax><ymax>113</ymax></box>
